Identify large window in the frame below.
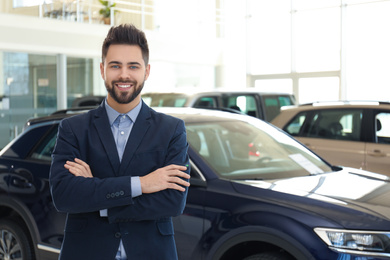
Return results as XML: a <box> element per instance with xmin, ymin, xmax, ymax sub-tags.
<box><xmin>0</xmin><ymin>52</ymin><xmax>98</xmax><ymax>148</ymax></box>
<box><xmin>247</xmin><ymin>0</ymin><xmax>390</xmax><ymax>104</ymax></box>
<box><xmin>0</xmin><ymin>52</ymin><xmax>57</xmax><ymax>147</ymax></box>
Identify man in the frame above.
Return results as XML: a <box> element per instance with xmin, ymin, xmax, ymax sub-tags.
<box><xmin>50</xmin><ymin>24</ymin><xmax>190</xmax><ymax>260</ymax></box>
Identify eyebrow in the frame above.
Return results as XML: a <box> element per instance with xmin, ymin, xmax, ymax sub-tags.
<box><xmin>108</xmin><ymin>61</ymin><xmax>142</xmax><ymax>66</ymax></box>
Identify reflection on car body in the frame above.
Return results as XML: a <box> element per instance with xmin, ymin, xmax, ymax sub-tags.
<box><xmin>0</xmin><ymin>107</ymin><xmax>390</xmax><ymax>259</ymax></box>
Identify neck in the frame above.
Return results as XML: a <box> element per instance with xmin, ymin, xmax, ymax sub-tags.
<box><xmin>106</xmin><ymin>95</ymin><xmax>141</xmax><ymax>114</ymax></box>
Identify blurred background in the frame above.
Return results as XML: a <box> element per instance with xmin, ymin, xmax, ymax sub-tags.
<box><xmin>0</xmin><ymin>0</ymin><xmax>389</xmax><ymax>147</ymax></box>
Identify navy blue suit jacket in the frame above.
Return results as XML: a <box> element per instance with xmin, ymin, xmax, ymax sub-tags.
<box><xmin>49</xmin><ymin>101</ymin><xmax>189</xmax><ymax>260</ymax></box>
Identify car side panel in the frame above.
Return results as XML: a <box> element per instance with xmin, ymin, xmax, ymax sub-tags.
<box><xmin>295</xmin><ymin>137</ymin><xmax>366</xmax><ymax>169</ymax></box>
<box><xmin>365</xmin><ymin>143</ymin><xmax>390</xmax><ymax>175</ymax></box>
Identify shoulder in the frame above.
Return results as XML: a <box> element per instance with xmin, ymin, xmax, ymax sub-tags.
<box><xmin>60</xmin><ymin>106</ymin><xmax>103</xmax><ymax>126</ymax></box>
<box><xmin>141</xmin><ymin>104</ymin><xmax>185</xmax><ymax>134</ymax></box>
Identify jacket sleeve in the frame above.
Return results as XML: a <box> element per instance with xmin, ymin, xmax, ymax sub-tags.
<box><xmin>107</xmin><ymin>119</ymin><xmax>190</xmax><ymax>222</ymax></box>
<box><xmin>49</xmin><ymin>118</ymin><xmax>136</xmax><ymax>214</ymax></box>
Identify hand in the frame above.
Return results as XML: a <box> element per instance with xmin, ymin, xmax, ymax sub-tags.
<box><xmin>140</xmin><ymin>164</ymin><xmax>190</xmax><ymax>194</ymax></box>
<box><xmin>64</xmin><ymin>158</ymin><xmax>93</xmax><ymax>178</ymax></box>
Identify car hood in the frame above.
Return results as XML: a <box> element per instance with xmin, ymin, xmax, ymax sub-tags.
<box><xmin>233</xmin><ymin>167</ymin><xmax>390</xmax><ymax>224</ymax></box>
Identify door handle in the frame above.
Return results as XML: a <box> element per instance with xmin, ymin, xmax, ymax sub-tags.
<box><xmin>12</xmin><ymin>177</ymin><xmax>32</xmax><ymax>188</ymax></box>
<box><xmin>367</xmin><ymin>150</ymin><xmax>386</xmax><ymax>157</ymax></box>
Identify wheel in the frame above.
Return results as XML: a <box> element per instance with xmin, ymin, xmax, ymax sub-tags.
<box><xmin>243</xmin><ymin>251</ymin><xmax>293</xmax><ymax>260</ymax></box>
<box><xmin>0</xmin><ymin>218</ymin><xmax>35</xmax><ymax>260</ymax></box>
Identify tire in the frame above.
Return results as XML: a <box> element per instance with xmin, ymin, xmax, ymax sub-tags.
<box><xmin>243</xmin><ymin>251</ymin><xmax>294</xmax><ymax>260</ymax></box>
<box><xmin>0</xmin><ymin>218</ymin><xmax>35</xmax><ymax>260</ymax></box>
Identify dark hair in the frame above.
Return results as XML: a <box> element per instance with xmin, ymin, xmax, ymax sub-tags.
<box><xmin>101</xmin><ymin>24</ymin><xmax>149</xmax><ymax>65</ymax></box>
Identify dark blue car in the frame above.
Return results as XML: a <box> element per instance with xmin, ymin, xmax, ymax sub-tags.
<box><xmin>0</xmin><ymin>107</ymin><xmax>389</xmax><ymax>260</ymax></box>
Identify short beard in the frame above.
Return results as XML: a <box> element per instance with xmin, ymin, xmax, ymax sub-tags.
<box><xmin>105</xmin><ymin>80</ymin><xmax>144</xmax><ymax>104</ymax></box>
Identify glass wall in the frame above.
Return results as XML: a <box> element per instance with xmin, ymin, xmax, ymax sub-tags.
<box><xmin>247</xmin><ymin>0</ymin><xmax>390</xmax><ymax>104</ymax></box>
<box><xmin>0</xmin><ymin>52</ymin><xmax>97</xmax><ymax>148</ymax></box>
<box><xmin>67</xmin><ymin>57</ymin><xmax>96</xmax><ymax>106</ymax></box>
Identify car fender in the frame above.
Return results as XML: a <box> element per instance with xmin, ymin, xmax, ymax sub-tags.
<box><xmin>0</xmin><ymin>194</ymin><xmax>41</xmax><ymax>256</ymax></box>
<box><xmin>205</xmin><ymin>225</ymin><xmax>317</xmax><ymax>260</ymax></box>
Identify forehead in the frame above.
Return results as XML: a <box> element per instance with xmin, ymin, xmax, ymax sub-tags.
<box><xmin>105</xmin><ymin>44</ymin><xmax>144</xmax><ymax>64</ymax></box>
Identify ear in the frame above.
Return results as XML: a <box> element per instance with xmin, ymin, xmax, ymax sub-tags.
<box><xmin>100</xmin><ymin>62</ymin><xmax>105</xmax><ymax>80</ymax></box>
<box><xmin>144</xmin><ymin>64</ymin><xmax>151</xmax><ymax>81</ymax></box>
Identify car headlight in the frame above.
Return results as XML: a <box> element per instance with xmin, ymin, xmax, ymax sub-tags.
<box><xmin>314</xmin><ymin>228</ymin><xmax>390</xmax><ymax>257</ymax></box>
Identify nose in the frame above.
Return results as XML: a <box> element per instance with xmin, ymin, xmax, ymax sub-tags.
<box><xmin>119</xmin><ymin>67</ymin><xmax>130</xmax><ymax>80</ymax></box>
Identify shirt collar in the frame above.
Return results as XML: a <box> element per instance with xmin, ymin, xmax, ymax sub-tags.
<box><xmin>105</xmin><ymin>98</ymin><xmax>142</xmax><ymax>126</ymax></box>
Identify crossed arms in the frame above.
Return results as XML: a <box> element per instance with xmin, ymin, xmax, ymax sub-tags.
<box><xmin>65</xmin><ymin>158</ymin><xmax>190</xmax><ymax>193</ymax></box>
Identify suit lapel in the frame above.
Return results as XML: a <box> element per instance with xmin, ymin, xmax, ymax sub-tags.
<box><xmin>118</xmin><ymin>102</ymin><xmax>151</xmax><ymax>176</ymax></box>
<box><xmin>93</xmin><ymin>105</ymin><xmax>121</xmax><ymax>175</ymax></box>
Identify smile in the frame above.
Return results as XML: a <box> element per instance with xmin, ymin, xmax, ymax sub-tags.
<box><xmin>115</xmin><ymin>83</ymin><xmax>133</xmax><ymax>90</ymax></box>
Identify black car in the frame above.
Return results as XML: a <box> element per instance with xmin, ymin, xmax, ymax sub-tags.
<box><xmin>1</xmin><ymin>107</ymin><xmax>390</xmax><ymax>260</ymax></box>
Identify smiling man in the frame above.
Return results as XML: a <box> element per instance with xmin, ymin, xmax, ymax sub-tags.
<box><xmin>49</xmin><ymin>24</ymin><xmax>190</xmax><ymax>260</ymax></box>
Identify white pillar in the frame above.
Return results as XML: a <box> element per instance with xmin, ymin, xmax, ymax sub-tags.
<box><xmin>57</xmin><ymin>54</ymin><xmax>67</xmax><ymax>110</ymax></box>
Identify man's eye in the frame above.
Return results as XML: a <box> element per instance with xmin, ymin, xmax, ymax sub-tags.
<box><xmin>111</xmin><ymin>65</ymin><xmax>120</xmax><ymax>69</ymax></box>
<box><xmin>130</xmin><ymin>66</ymin><xmax>138</xmax><ymax>69</ymax></box>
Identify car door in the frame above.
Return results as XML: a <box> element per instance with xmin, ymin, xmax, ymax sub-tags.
<box><xmin>284</xmin><ymin>109</ymin><xmax>366</xmax><ymax>169</ymax></box>
<box><xmin>221</xmin><ymin>94</ymin><xmax>262</xmax><ymax>118</ymax></box>
<box><xmin>173</xmin><ymin>161</ymin><xmax>207</xmax><ymax>260</ymax></box>
<box><xmin>192</xmin><ymin>95</ymin><xmax>220</xmax><ymax>108</ymax></box>
<box><xmin>0</xmin><ymin>123</ymin><xmax>65</xmax><ymax>259</ymax></box>
<box><xmin>365</xmin><ymin>110</ymin><xmax>390</xmax><ymax>175</ymax></box>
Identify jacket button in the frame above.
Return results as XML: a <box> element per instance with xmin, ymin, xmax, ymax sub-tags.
<box><xmin>115</xmin><ymin>232</ymin><xmax>121</xmax><ymax>238</ymax></box>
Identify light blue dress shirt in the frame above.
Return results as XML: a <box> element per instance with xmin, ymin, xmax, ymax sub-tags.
<box><xmin>101</xmin><ymin>99</ymin><xmax>143</xmax><ymax>259</ymax></box>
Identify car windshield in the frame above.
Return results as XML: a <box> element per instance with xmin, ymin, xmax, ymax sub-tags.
<box><xmin>142</xmin><ymin>93</ymin><xmax>188</xmax><ymax>107</ymax></box>
<box><xmin>186</xmin><ymin>118</ymin><xmax>333</xmax><ymax>180</ymax></box>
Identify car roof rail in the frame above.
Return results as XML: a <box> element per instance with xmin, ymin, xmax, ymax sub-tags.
<box><xmin>300</xmin><ymin>100</ymin><xmax>390</xmax><ymax>106</ymax></box>
<box><xmin>51</xmin><ymin>106</ymin><xmax>97</xmax><ymax>115</ymax></box>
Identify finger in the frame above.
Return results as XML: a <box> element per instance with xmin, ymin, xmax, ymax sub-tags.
<box><xmin>65</xmin><ymin>160</ymin><xmax>84</xmax><ymax>169</ymax></box>
<box><xmin>74</xmin><ymin>158</ymin><xmax>92</xmax><ymax>175</ymax></box>
<box><xmin>74</xmin><ymin>158</ymin><xmax>90</xmax><ymax>169</ymax></box>
<box><xmin>170</xmin><ymin>176</ymin><xmax>190</xmax><ymax>187</ymax></box>
<box><xmin>165</xmin><ymin>164</ymin><xmax>188</xmax><ymax>171</ymax></box>
<box><xmin>64</xmin><ymin>161</ymin><xmax>91</xmax><ymax>177</ymax></box>
<box><xmin>168</xmin><ymin>183</ymin><xmax>186</xmax><ymax>192</ymax></box>
<box><xmin>64</xmin><ymin>164</ymin><xmax>82</xmax><ymax>176</ymax></box>
<box><xmin>168</xmin><ymin>170</ymin><xmax>190</xmax><ymax>180</ymax></box>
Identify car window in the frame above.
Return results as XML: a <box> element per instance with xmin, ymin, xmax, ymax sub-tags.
<box><xmin>142</xmin><ymin>93</ymin><xmax>188</xmax><ymax>107</ymax></box>
<box><xmin>263</xmin><ymin>96</ymin><xmax>294</xmax><ymax>122</ymax></box>
<box><xmin>376</xmin><ymin>112</ymin><xmax>390</xmax><ymax>144</ymax></box>
<box><xmin>186</xmin><ymin>119</ymin><xmax>331</xmax><ymax>180</ymax></box>
<box><xmin>304</xmin><ymin>109</ymin><xmax>362</xmax><ymax>141</ymax></box>
<box><xmin>193</xmin><ymin>97</ymin><xmax>218</xmax><ymax>108</ymax></box>
<box><xmin>284</xmin><ymin>109</ymin><xmax>363</xmax><ymax>141</ymax></box>
<box><xmin>30</xmin><ymin>125</ymin><xmax>59</xmax><ymax>161</ymax></box>
<box><xmin>279</xmin><ymin>96</ymin><xmax>294</xmax><ymax>107</ymax></box>
<box><xmin>285</xmin><ymin>113</ymin><xmax>307</xmax><ymax>136</ymax></box>
<box><xmin>222</xmin><ymin>95</ymin><xmax>258</xmax><ymax>117</ymax></box>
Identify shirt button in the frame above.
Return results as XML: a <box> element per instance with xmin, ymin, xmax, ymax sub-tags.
<box><xmin>120</xmin><ymin>131</ymin><xmax>124</xmax><ymax>135</ymax></box>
